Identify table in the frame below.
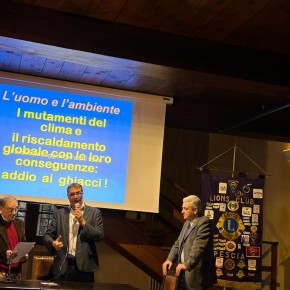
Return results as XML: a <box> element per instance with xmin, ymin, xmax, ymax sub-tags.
<box><xmin>0</xmin><ymin>280</ymin><xmax>141</xmax><ymax>290</ymax></box>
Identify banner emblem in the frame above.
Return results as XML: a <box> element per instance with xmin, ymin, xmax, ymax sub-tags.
<box><xmin>216</xmin><ymin>212</ymin><xmax>245</xmax><ymax>240</ymax></box>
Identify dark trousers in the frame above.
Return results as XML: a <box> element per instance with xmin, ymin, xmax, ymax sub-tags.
<box><xmin>55</xmin><ymin>258</ymin><xmax>94</xmax><ymax>283</ymax></box>
<box><xmin>178</xmin><ymin>271</ymin><xmax>189</xmax><ymax>290</ymax></box>
<box><xmin>178</xmin><ymin>271</ymin><xmax>208</xmax><ymax>290</ymax></box>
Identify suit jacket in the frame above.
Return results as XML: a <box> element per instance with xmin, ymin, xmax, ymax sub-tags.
<box><xmin>0</xmin><ymin>215</ymin><xmax>26</xmax><ymax>267</ymax></box>
<box><xmin>43</xmin><ymin>205</ymin><xmax>104</xmax><ymax>275</ymax></box>
<box><xmin>167</xmin><ymin>215</ymin><xmax>217</xmax><ymax>290</ymax></box>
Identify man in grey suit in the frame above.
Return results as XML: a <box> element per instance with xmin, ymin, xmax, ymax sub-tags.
<box><xmin>43</xmin><ymin>183</ymin><xmax>104</xmax><ymax>282</ymax></box>
<box><xmin>162</xmin><ymin>195</ymin><xmax>216</xmax><ymax>290</ymax></box>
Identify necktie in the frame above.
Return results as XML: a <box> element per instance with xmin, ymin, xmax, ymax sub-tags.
<box><xmin>178</xmin><ymin>223</ymin><xmax>191</xmax><ymax>262</ymax></box>
<box><xmin>183</xmin><ymin>223</ymin><xmax>192</xmax><ymax>241</ymax></box>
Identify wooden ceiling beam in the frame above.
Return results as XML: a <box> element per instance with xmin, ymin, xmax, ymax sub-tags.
<box><xmin>1</xmin><ymin>1</ymin><xmax>290</xmax><ymax>88</ymax></box>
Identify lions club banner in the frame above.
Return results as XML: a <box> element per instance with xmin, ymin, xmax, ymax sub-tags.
<box><xmin>200</xmin><ymin>170</ymin><xmax>264</xmax><ymax>282</ymax></box>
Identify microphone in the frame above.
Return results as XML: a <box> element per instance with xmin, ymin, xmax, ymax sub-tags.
<box><xmin>5</xmin><ymin>251</ymin><xmax>17</xmax><ymax>283</ymax></box>
<box><xmin>74</xmin><ymin>203</ymin><xmax>80</xmax><ymax>224</ymax></box>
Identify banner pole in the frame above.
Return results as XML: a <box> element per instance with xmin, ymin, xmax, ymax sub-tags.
<box><xmin>232</xmin><ymin>143</ymin><xmax>237</xmax><ymax>178</ymax></box>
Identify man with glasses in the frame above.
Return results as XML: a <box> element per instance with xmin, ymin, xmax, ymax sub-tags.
<box><xmin>43</xmin><ymin>182</ymin><xmax>104</xmax><ymax>282</ymax></box>
<box><xmin>0</xmin><ymin>196</ymin><xmax>28</xmax><ymax>281</ymax></box>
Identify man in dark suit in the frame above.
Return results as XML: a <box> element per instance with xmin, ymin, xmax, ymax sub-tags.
<box><xmin>43</xmin><ymin>183</ymin><xmax>104</xmax><ymax>282</ymax></box>
<box><xmin>162</xmin><ymin>195</ymin><xmax>216</xmax><ymax>290</ymax></box>
<box><xmin>0</xmin><ymin>196</ymin><xmax>28</xmax><ymax>281</ymax></box>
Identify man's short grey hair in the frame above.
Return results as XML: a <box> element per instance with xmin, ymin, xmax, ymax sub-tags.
<box><xmin>0</xmin><ymin>196</ymin><xmax>17</xmax><ymax>208</ymax></box>
<box><xmin>183</xmin><ymin>195</ymin><xmax>201</xmax><ymax>212</ymax></box>
<box><xmin>67</xmin><ymin>183</ymin><xmax>83</xmax><ymax>194</ymax></box>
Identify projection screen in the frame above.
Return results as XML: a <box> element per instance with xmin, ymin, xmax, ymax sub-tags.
<box><xmin>0</xmin><ymin>72</ymin><xmax>172</xmax><ymax>213</ymax></box>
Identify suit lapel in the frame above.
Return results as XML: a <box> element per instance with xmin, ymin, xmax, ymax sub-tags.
<box><xmin>14</xmin><ymin>219</ymin><xmax>22</xmax><ymax>241</ymax></box>
<box><xmin>183</xmin><ymin>217</ymin><xmax>201</xmax><ymax>240</ymax></box>
<box><xmin>75</xmin><ymin>206</ymin><xmax>89</xmax><ymax>240</ymax></box>
<box><xmin>64</xmin><ymin>208</ymin><xmax>70</xmax><ymax>244</ymax></box>
<box><xmin>0</xmin><ymin>218</ymin><xmax>22</xmax><ymax>246</ymax></box>
<box><xmin>83</xmin><ymin>206</ymin><xmax>90</xmax><ymax>221</ymax></box>
<box><xmin>191</xmin><ymin>216</ymin><xmax>200</xmax><ymax>229</ymax></box>
<box><xmin>0</xmin><ymin>218</ymin><xmax>8</xmax><ymax>247</ymax></box>
<box><xmin>78</xmin><ymin>206</ymin><xmax>90</xmax><ymax>234</ymax></box>
<box><xmin>181</xmin><ymin>221</ymin><xmax>191</xmax><ymax>242</ymax></box>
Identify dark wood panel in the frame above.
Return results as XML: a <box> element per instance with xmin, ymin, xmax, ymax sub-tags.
<box><xmin>1</xmin><ymin>1</ymin><xmax>290</xmax><ymax>87</ymax></box>
<box><xmin>226</xmin><ymin>0</ymin><xmax>290</xmax><ymax>51</ymax></box>
<box><xmin>10</xmin><ymin>0</ymin><xmax>290</xmax><ymax>56</ymax></box>
<box><xmin>87</xmin><ymin>0</ymin><xmax>128</xmax><ymax>21</ymax></box>
<box><xmin>176</xmin><ymin>0</ymin><xmax>233</xmax><ymax>36</ymax></box>
<box><xmin>1</xmin><ymin>0</ymin><xmax>290</xmax><ymax>141</ymax></box>
<box><xmin>194</xmin><ymin>0</ymin><xmax>272</xmax><ymax>41</ymax></box>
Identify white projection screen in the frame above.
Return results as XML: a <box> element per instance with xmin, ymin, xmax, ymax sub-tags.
<box><xmin>0</xmin><ymin>72</ymin><xmax>172</xmax><ymax>212</ymax></box>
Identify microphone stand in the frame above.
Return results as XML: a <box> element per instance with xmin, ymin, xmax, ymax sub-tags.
<box><xmin>4</xmin><ymin>252</ymin><xmax>16</xmax><ymax>283</ymax></box>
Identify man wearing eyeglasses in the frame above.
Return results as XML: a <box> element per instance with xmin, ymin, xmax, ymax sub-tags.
<box><xmin>0</xmin><ymin>196</ymin><xmax>28</xmax><ymax>281</ymax></box>
<box><xmin>43</xmin><ymin>182</ymin><xmax>104</xmax><ymax>282</ymax></box>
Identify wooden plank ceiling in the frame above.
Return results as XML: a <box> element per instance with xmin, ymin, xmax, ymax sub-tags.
<box><xmin>1</xmin><ymin>0</ymin><xmax>290</xmax><ymax>142</ymax></box>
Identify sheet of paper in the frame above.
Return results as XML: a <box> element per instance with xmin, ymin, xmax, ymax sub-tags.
<box><xmin>41</xmin><ymin>282</ymin><xmax>60</xmax><ymax>286</ymax></box>
<box><xmin>11</xmin><ymin>242</ymin><xmax>35</xmax><ymax>263</ymax></box>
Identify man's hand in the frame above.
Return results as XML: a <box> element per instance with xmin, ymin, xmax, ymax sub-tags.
<box><xmin>162</xmin><ymin>260</ymin><xmax>172</xmax><ymax>276</ymax></box>
<box><xmin>6</xmin><ymin>250</ymin><xmax>15</xmax><ymax>261</ymax></box>
<box><xmin>175</xmin><ymin>263</ymin><xmax>188</xmax><ymax>276</ymax></box>
<box><xmin>74</xmin><ymin>208</ymin><xmax>86</xmax><ymax>226</ymax></box>
<box><xmin>52</xmin><ymin>235</ymin><xmax>63</xmax><ymax>251</ymax></box>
